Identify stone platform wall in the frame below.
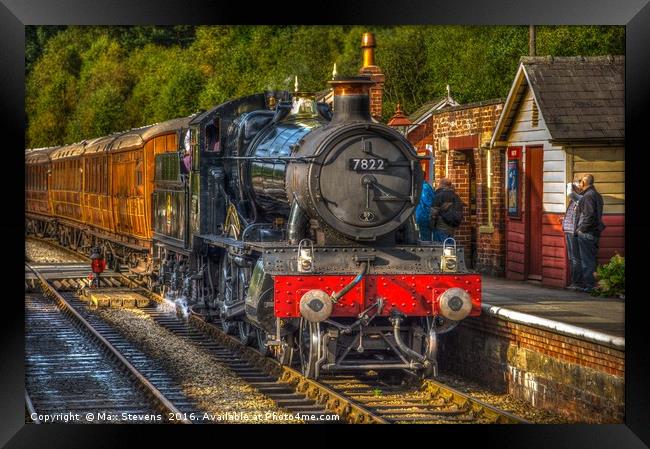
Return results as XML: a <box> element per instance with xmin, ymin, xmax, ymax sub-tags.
<box><xmin>439</xmin><ymin>312</ymin><xmax>624</xmax><ymax>423</ymax></box>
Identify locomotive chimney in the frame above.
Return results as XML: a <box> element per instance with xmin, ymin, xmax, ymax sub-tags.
<box><xmin>361</xmin><ymin>32</ymin><xmax>376</xmax><ymax>68</ymax></box>
<box><xmin>359</xmin><ymin>32</ymin><xmax>385</xmax><ymax>121</ymax></box>
<box><xmin>328</xmin><ymin>76</ymin><xmax>375</xmax><ymax>123</ymax></box>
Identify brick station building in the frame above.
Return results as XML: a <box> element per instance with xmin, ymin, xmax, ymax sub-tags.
<box><xmin>407</xmin><ymin>99</ymin><xmax>505</xmax><ymax>275</ymax></box>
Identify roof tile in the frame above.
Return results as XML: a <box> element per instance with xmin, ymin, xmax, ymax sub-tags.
<box><xmin>521</xmin><ymin>56</ymin><xmax>624</xmax><ymax>140</ymax></box>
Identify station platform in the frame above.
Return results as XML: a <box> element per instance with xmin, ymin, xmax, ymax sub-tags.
<box><xmin>481</xmin><ymin>276</ymin><xmax>624</xmax><ymax>340</ymax></box>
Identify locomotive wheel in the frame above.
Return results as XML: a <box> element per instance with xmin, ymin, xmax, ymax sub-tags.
<box><xmin>238</xmin><ymin>321</ymin><xmax>254</xmax><ymax>346</ymax></box>
<box><xmin>298</xmin><ymin>318</ymin><xmax>321</xmax><ymax>379</ymax></box>
<box><xmin>256</xmin><ymin>328</ymin><xmax>270</xmax><ymax>356</ymax></box>
<box><xmin>220</xmin><ymin>317</ymin><xmax>238</xmax><ymax>335</ymax></box>
<box><xmin>217</xmin><ymin>256</ymin><xmax>237</xmax><ymax>335</ymax></box>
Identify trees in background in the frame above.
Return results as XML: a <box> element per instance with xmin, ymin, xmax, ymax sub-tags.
<box><xmin>25</xmin><ymin>25</ymin><xmax>625</xmax><ymax>149</ymax></box>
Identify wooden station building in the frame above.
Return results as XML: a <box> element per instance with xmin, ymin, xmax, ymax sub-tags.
<box><xmin>491</xmin><ymin>55</ymin><xmax>625</xmax><ymax>287</ymax></box>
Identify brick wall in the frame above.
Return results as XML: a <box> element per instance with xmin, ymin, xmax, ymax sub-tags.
<box><xmin>408</xmin><ymin>100</ymin><xmax>505</xmax><ymax>275</ymax></box>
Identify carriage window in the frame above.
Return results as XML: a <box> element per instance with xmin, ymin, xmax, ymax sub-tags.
<box><xmin>136</xmin><ymin>159</ymin><xmax>143</xmax><ymax>186</ymax></box>
<box><xmin>155</xmin><ymin>152</ymin><xmax>181</xmax><ymax>182</ymax></box>
<box><xmin>102</xmin><ymin>158</ymin><xmax>108</xmax><ymax>194</ymax></box>
<box><xmin>93</xmin><ymin>157</ymin><xmax>102</xmax><ymax>193</ymax></box>
<box><xmin>75</xmin><ymin>160</ymin><xmax>81</xmax><ymax>191</ymax></box>
<box><xmin>86</xmin><ymin>161</ymin><xmax>90</xmax><ymax>192</ymax></box>
<box><xmin>93</xmin><ymin>158</ymin><xmax>99</xmax><ymax>193</ymax></box>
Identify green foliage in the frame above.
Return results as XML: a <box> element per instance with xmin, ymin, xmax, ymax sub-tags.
<box><xmin>594</xmin><ymin>254</ymin><xmax>625</xmax><ymax>298</ymax></box>
<box><xmin>25</xmin><ymin>25</ymin><xmax>625</xmax><ymax>149</ymax></box>
<box><xmin>65</xmin><ymin>35</ymin><xmax>132</xmax><ymax>141</ymax></box>
<box><xmin>156</xmin><ymin>60</ymin><xmax>204</xmax><ymax>120</ymax></box>
<box><xmin>25</xmin><ymin>26</ymin><xmax>67</xmax><ymax>74</ymax></box>
<box><xmin>537</xmin><ymin>26</ymin><xmax>625</xmax><ymax>57</ymax></box>
<box><xmin>26</xmin><ymin>28</ymin><xmax>89</xmax><ymax>147</ymax></box>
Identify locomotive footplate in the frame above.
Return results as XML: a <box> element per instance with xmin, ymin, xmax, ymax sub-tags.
<box><xmin>258</xmin><ymin>244</ymin><xmax>466</xmax><ymax>276</ymax></box>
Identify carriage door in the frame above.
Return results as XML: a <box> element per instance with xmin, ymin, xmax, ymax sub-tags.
<box><xmin>525</xmin><ymin>146</ymin><xmax>543</xmax><ymax>280</ymax></box>
<box><xmin>113</xmin><ymin>150</ymin><xmax>146</xmax><ymax>238</ymax></box>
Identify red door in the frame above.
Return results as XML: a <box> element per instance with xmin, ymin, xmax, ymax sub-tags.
<box><xmin>526</xmin><ymin>147</ymin><xmax>543</xmax><ymax>280</ymax></box>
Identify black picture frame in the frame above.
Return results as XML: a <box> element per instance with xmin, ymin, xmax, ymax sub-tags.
<box><xmin>507</xmin><ymin>158</ymin><xmax>521</xmax><ymax>219</ymax></box>
<box><xmin>2</xmin><ymin>1</ymin><xmax>649</xmax><ymax>448</ymax></box>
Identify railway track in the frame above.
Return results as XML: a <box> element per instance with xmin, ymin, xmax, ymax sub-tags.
<box><xmin>24</xmin><ymin>286</ymin><xmax>189</xmax><ymax>424</ymax></box>
<box><xmin>319</xmin><ymin>374</ymin><xmax>527</xmax><ymax>423</ymax></box>
<box><xmin>26</xmin><ymin>263</ymin><xmax>340</xmax><ymax>423</ymax></box>
<box><xmin>188</xmin><ymin>312</ymin><xmax>529</xmax><ymax>424</ymax></box>
<box><xmin>25</xmin><ymin>245</ymin><xmax>530</xmax><ymax>424</ymax></box>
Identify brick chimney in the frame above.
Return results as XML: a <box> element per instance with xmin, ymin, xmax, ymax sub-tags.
<box><xmin>358</xmin><ymin>32</ymin><xmax>385</xmax><ymax>121</ymax></box>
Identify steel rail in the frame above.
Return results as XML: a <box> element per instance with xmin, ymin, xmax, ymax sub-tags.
<box><xmin>25</xmin><ymin>263</ymin><xmax>191</xmax><ymax>424</ymax></box>
<box><xmin>420</xmin><ymin>379</ymin><xmax>530</xmax><ymax>424</ymax></box>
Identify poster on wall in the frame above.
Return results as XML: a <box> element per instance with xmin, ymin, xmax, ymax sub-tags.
<box><xmin>507</xmin><ymin>159</ymin><xmax>520</xmax><ymax>218</ymax></box>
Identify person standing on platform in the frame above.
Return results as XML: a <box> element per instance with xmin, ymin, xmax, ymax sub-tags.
<box><xmin>431</xmin><ymin>178</ymin><xmax>463</xmax><ymax>242</ymax></box>
<box><xmin>575</xmin><ymin>174</ymin><xmax>606</xmax><ymax>293</ymax></box>
<box><xmin>415</xmin><ymin>180</ymin><xmax>436</xmax><ymax>241</ymax></box>
<box><xmin>562</xmin><ymin>181</ymin><xmax>584</xmax><ymax>290</ymax></box>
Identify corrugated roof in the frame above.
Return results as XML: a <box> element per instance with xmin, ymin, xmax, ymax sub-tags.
<box><xmin>408</xmin><ymin>97</ymin><xmax>446</xmax><ymax>122</ymax></box>
<box><xmin>522</xmin><ymin>55</ymin><xmax>624</xmax><ymax>141</ymax></box>
<box><xmin>84</xmin><ymin>134</ymin><xmax>120</xmax><ymax>155</ymax></box>
<box><xmin>50</xmin><ymin>141</ymin><xmax>87</xmax><ymax>160</ymax></box>
<box><xmin>110</xmin><ymin>116</ymin><xmax>194</xmax><ymax>151</ymax></box>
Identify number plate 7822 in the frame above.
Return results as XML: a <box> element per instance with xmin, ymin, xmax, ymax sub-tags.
<box><xmin>348</xmin><ymin>158</ymin><xmax>387</xmax><ymax>171</ymax></box>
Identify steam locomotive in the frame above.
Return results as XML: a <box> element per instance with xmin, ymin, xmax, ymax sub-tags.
<box><xmin>25</xmin><ymin>76</ymin><xmax>481</xmax><ymax>379</ymax></box>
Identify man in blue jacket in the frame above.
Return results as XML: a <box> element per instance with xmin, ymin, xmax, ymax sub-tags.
<box><xmin>575</xmin><ymin>174</ymin><xmax>606</xmax><ymax>292</ymax></box>
<box><xmin>415</xmin><ymin>180</ymin><xmax>435</xmax><ymax>240</ymax></box>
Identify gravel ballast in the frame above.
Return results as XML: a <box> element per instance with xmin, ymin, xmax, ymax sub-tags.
<box><xmin>94</xmin><ymin>306</ymin><xmax>301</xmax><ymax>423</ymax></box>
<box><xmin>26</xmin><ymin>238</ymin><xmax>86</xmax><ymax>264</ymax></box>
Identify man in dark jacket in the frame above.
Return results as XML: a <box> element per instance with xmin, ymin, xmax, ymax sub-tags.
<box><xmin>575</xmin><ymin>174</ymin><xmax>606</xmax><ymax>292</ymax></box>
<box><xmin>431</xmin><ymin>178</ymin><xmax>463</xmax><ymax>242</ymax></box>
